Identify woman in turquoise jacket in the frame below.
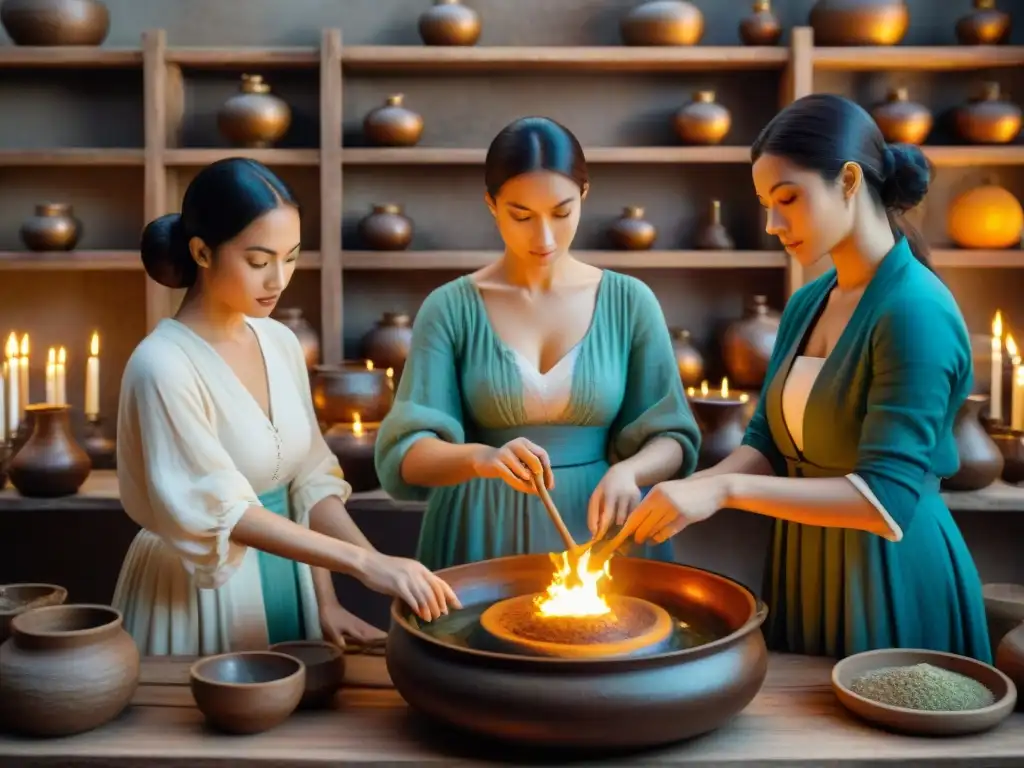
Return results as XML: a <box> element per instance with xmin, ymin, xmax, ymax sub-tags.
<box><xmin>374</xmin><ymin>117</ymin><xmax>701</xmax><ymax>570</ymax></box>
<box><xmin>619</xmin><ymin>94</ymin><xmax>991</xmax><ymax>662</ymax></box>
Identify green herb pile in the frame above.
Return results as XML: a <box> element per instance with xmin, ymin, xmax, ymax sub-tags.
<box><xmin>849</xmin><ymin>663</ymin><xmax>995</xmax><ymax>712</ymax></box>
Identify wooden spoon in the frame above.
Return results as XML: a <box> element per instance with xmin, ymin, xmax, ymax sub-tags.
<box><xmin>532</xmin><ymin>471</ymin><xmax>577</xmax><ymax>551</ymax></box>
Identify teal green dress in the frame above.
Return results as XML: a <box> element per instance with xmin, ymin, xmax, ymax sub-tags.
<box><xmin>375</xmin><ymin>270</ymin><xmax>702</xmax><ymax>570</ymax></box>
<box><xmin>742</xmin><ymin>238</ymin><xmax>991</xmax><ymax>662</ymax></box>
<box><xmin>256</xmin><ymin>485</ymin><xmax>307</xmax><ymax>645</ymax></box>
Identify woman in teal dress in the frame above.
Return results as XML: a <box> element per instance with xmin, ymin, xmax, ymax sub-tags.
<box><xmin>618</xmin><ymin>94</ymin><xmax>991</xmax><ymax>662</ymax></box>
<box><xmin>375</xmin><ymin>117</ymin><xmax>702</xmax><ymax>570</ymax></box>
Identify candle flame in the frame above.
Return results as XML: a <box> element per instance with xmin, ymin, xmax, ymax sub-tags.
<box><xmin>5</xmin><ymin>333</ymin><xmax>17</xmax><ymax>359</ymax></box>
<box><xmin>687</xmin><ymin>386</ymin><xmax>695</xmax><ymax>396</ymax></box>
<box><xmin>19</xmin><ymin>333</ymin><xmax>28</xmax><ymax>356</ymax></box>
<box><xmin>993</xmin><ymin>310</ymin><xmax>1003</xmax><ymax>338</ymax></box>
<box><xmin>90</xmin><ymin>332</ymin><xmax>99</xmax><ymax>356</ymax></box>
<box><xmin>386</xmin><ymin>367</ymin><xmax>394</xmax><ymax>378</ymax></box>
<box><xmin>700</xmin><ymin>380</ymin><xmax>709</xmax><ymax>397</ymax></box>
<box><xmin>720</xmin><ymin>377</ymin><xmax>729</xmax><ymax>397</ymax></box>
<box><xmin>352</xmin><ymin>412</ymin><xmax>364</xmax><ymax>436</ymax></box>
<box><xmin>1007</xmin><ymin>333</ymin><xmax>1019</xmax><ymax>364</ymax></box>
<box><xmin>57</xmin><ymin>347</ymin><xmax>66</xmax><ymax>365</ymax></box>
<box><xmin>365</xmin><ymin>360</ymin><xmax>374</xmax><ymax>370</ymax></box>
<box><xmin>740</xmin><ymin>393</ymin><xmax>750</xmax><ymax>402</ymax></box>
<box><xmin>47</xmin><ymin>347</ymin><xmax>56</xmax><ymax>364</ymax></box>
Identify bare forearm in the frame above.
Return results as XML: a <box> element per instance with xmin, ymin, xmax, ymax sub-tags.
<box><xmin>690</xmin><ymin>445</ymin><xmax>774</xmax><ymax>480</ymax></box>
<box><xmin>309</xmin><ymin>495</ymin><xmax>376</xmax><ymax>552</ymax></box>
<box><xmin>230</xmin><ymin>505</ymin><xmax>369</xmax><ymax>577</ymax></box>
<box><xmin>401</xmin><ymin>436</ymin><xmax>483</xmax><ymax>488</ymax></box>
<box><xmin>723</xmin><ymin>473</ymin><xmax>894</xmax><ymax>538</ymax></box>
<box><xmin>616</xmin><ymin>437</ymin><xmax>684</xmax><ymax>486</ymax></box>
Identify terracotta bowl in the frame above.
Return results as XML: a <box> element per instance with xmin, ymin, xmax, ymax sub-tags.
<box><xmin>0</xmin><ymin>583</ymin><xmax>68</xmax><ymax>644</ymax></box>
<box><xmin>270</xmin><ymin>640</ymin><xmax>346</xmax><ymax>708</ymax></box>
<box><xmin>190</xmin><ymin>651</ymin><xmax>305</xmax><ymax>734</ymax></box>
<box><xmin>832</xmin><ymin>648</ymin><xmax>1017</xmax><ymax>736</ymax></box>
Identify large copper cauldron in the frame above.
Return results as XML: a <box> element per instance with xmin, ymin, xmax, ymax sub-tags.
<box><xmin>386</xmin><ymin>554</ymin><xmax>768</xmax><ymax>748</ymax></box>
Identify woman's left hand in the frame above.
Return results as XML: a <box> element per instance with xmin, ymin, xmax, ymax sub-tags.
<box><xmin>587</xmin><ymin>463</ymin><xmax>642</xmax><ymax>539</ymax></box>
<box><xmin>319</xmin><ymin>597</ymin><xmax>387</xmax><ymax>648</ymax></box>
<box><xmin>620</xmin><ymin>475</ymin><xmax>730</xmax><ymax>544</ymax></box>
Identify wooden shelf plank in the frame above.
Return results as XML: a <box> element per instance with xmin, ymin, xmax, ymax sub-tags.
<box><xmin>0</xmin><ymin>250</ymin><xmax>139</xmax><ymax>270</ymax></box>
<box><xmin>924</xmin><ymin>146</ymin><xmax>1024</xmax><ymax>167</ymax></box>
<box><xmin>0</xmin><ymin>47</ymin><xmax>142</xmax><ymax>68</ymax></box>
<box><xmin>813</xmin><ymin>45</ymin><xmax>1024</xmax><ymax>71</ymax></box>
<box><xmin>166</xmin><ymin>46</ymin><xmax>319</xmax><ymax>68</ymax></box>
<box><xmin>342</xmin><ymin>146</ymin><xmax>752</xmax><ymax>165</ymax></box>
<box><xmin>342</xmin><ymin>45</ymin><xmax>790</xmax><ymax>73</ymax></box>
<box><xmin>0</xmin><ymin>148</ymin><xmax>144</xmax><ymax>166</ymax></box>
<box><xmin>342</xmin><ymin>250</ymin><xmax>787</xmax><ymax>270</ymax></box>
<box><xmin>932</xmin><ymin>249</ymin><xmax>1024</xmax><ymax>268</ymax></box>
<box><xmin>164</xmin><ymin>148</ymin><xmax>319</xmax><ymax>166</ymax></box>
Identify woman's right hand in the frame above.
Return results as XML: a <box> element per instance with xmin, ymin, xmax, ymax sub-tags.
<box><xmin>470</xmin><ymin>437</ymin><xmax>554</xmax><ymax>494</ymax></box>
<box><xmin>358</xmin><ymin>552</ymin><xmax>462</xmax><ymax>622</ymax></box>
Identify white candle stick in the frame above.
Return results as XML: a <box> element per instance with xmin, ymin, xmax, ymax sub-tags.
<box><xmin>56</xmin><ymin>347</ymin><xmax>67</xmax><ymax>407</ymax></box>
<box><xmin>45</xmin><ymin>347</ymin><xmax>56</xmax><ymax>405</ymax></box>
<box><xmin>85</xmin><ymin>332</ymin><xmax>100</xmax><ymax>419</ymax></box>
<box><xmin>18</xmin><ymin>333</ymin><xmax>28</xmax><ymax>419</ymax></box>
<box><xmin>1008</xmin><ymin>334</ymin><xmax>1023</xmax><ymax>432</ymax></box>
<box><xmin>5</xmin><ymin>334</ymin><xmax>19</xmax><ymax>439</ymax></box>
<box><xmin>991</xmin><ymin>311</ymin><xmax>1004</xmax><ymax>423</ymax></box>
<box><xmin>0</xmin><ymin>361</ymin><xmax>6</xmax><ymax>443</ymax></box>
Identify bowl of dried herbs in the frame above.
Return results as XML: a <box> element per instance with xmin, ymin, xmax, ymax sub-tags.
<box><xmin>832</xmin><ymin>648</ymin><xmax>1017</xmax><ymax>736</ymax></box>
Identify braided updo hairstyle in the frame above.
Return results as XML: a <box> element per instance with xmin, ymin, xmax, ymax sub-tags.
<box><xmin>751</xmin><ymin>93</ymin><xmax>933</xmax><ymax>269</ymax></box>
<box><xmin>140</xmin><ymin>158</ymin><xmax>299</xmax><ymax>289</ymax></box>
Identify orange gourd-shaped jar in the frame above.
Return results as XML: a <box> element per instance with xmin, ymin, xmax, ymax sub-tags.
<box><xmin>947</xmin><ymin>183</ymin><xmax>1024</xmax><ymax>249</ymax></box>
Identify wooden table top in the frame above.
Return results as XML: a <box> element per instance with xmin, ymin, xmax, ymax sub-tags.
<box><xmin>0</xmin><ymin>652</ymin><xmax>1021</xmax><ymax>766</ymax></box>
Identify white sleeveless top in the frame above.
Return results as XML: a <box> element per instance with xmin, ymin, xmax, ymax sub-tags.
<box><xmin>511</xmin><ymin>344</ymin><xmax>581</xmax><ymax>423</ymax></box>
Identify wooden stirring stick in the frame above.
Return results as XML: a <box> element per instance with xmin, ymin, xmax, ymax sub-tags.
<box><xmin>532</xmin><ymin>471</ymin><xmax>577</xmax><ymax>551</ymax></box>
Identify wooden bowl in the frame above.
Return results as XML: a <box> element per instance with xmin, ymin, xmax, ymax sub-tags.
<box><xmin>0</xmin><ymin>583</ymin><xmax>68</xmax><ymax>644</ymax></box>
<box><xmin>832</xmin><ymin>648</ymin><xmax>1017</xmax><ymax>736</ymax></box>
<box><xmin>270</xmin><ymin>640</ymin><xmax>345</xmax><ymax>708</ymax></box>
<box><xmin>190</xmin><ymin>651</ymin><xmax>305</xmax><ymax>734</ymax></box>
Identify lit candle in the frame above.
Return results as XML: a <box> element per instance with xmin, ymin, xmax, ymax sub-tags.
<box><xmin>5</xmin><ymin>334</ymin><xmax>19</xmax><ymax>438</ymax></box>
<box><xmin>992</xmin><ymin>311</ymin><xmax>1004</xmax><ymax>423</ymax></box>
<box><xmin>352</xmin><ymin>411</ymin><xmax>364</xmax><ymax>438</ymax></box>
<box><xmin>45</xmin><ymin>347</ymin><xmax>56</xmax><ymax>405</ymax></box>
<box><xmin>18</xmin><ymin>333</ymin><xmax>28</xmax><ymax>418</ymax></box>
<box><xmin>85</xmin><ymin>331</ymin><xmax>100</xmax><ymax>419</ymax></box>
<box><xmin>1007</xmin><ymin>333</ymin><xmax>1024</xmax><ymax>432</ymax></box>
<box><xmin>686</xmin><ymin>377</ymin><xmax>750</xmax><ymax>404</ymax></box>
<box><xmin>56</xmin><ymin>347</ymin><xmax>67</xmax><ymax>406</ymax></box>
<box><xmin>0</xmin><ymin>360</ymin><xmax>6</xmax><ymax>442</ymax></box>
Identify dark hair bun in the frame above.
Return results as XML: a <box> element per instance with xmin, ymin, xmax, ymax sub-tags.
<box><xmin>140</xmin><ymin>213</ymin><xmax>196</xmax><ymax>289</ymax></box>
<box><xmin>881</xmin><ymin>144</ymin><xmax>930</xmax><ymax>212</ymax></box>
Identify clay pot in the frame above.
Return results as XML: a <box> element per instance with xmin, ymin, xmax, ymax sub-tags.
<box><xmin>363</xmin><ymin>312</ymin><xmax>413</xmax><ymax>380</ymax></box>
<box><xmin>323</xmin><ymin>423</ymin><xmax>379</xmax><ymax>493</ymax></box>
<box><xmin>81</xmin><ymin>417</ymin><xmax>116</xmax><ymax>471</ymax></box>
<box><xmin>275</xmin><ymin>307</ymin><xmax>320</xmax><ymax>370</ymax></box>
<box><xmin>311</xmin><ymin>361</ymin><xmax>394</xmax><ymax>426</ymax></box>
<box><xmin>7</xmin><ymin>404</ymin><xmax>91</xmax><ymax>498</ymax></box>
<box><xmin>190</xmin><ymin>651</ymin><xmax>304</xmax><ymax>734</ymax></box>
<box><xmin>941</xmin><ymin>395</ymin><xmax>1005</xmax><ymax>491</ymax></box>
<box><xmin>0</xmin><ymin>0</ymin><xmax>109</xmax><ymax>45</ymax></box>
<box><xmin>809</xmin><ymin>0</ymin><xmax>909</xmax><ymax>46</ymax></box>
<box><xmin>954</xmin><ymin>82</ymin><xmax>1022</xmax><ymax>146</ymax></box>
<box><xmin>418</xmin><ymin>0</ymin><xmax>481</xmax><ymax>46</ymax></box>
<box><xmin>217</xmin><ymin>74</ymin><xmax>292</xmax><ymax>149</ymax></box>
<box><xmin>673</xmin><ymin>90</ymin><xmax>731</xmax><ymax>145</ymax></box>
<box><xmin>690</xmin><ymin>398</ymin><xmax>748</xmax><ymax>470</ymax></box>
<box><xmin>983</xmin><ymin>583</ymin><xmax>1024</xmax><ymax>659</ymax></box>
<box><xmin>871</xmin><ymin>87</ymin><xmax>933</xmax><ymax>145</ymax></box>
<box><xmin>0</xmin><ymin>584</ymin><xmax>67</xmax><ymax>644</ymax></box>
<box><xmin>20</xmin><ymin>202</ymin><xmax>81</xmax><ymax>252</ymax></box>
<box><xmin>739</xmin><ymin>0</ymin><xmax>782</xmax><ymax>46</ymax></box>
<box><xmin>722</xmin><ymin>295</ymin><xmax>781</xmax><ymax>390</ymax></box>
<box><xmin>947</xmin><ymin>183</ymin><xmax>1024</xmax><ymax>250</ymax></box>
<box><xmin>363</xmin><ymin>94</ymin><xmax>424</xmax><ymax>147</ymax></box>
<box><xmin>991</xmin><ymin>430</ymin><xmax>1024</xmax><ymax>484</ymax></box>
<box><xmin>995</xmin><ymin>622</ymin><xmax>1024</xmax><ymax>710</ymax></box>
<box><xmin>359</xmin><ymin>204</ymin><xmax>414</xmax><ymax>251</ymax></box>
<box><xmin>608</xmin><ymin>206</ymin><xmax>657</xmax><ymax>250</ymax></box>
<box><xmin>956</xmin><ymin>0</ymin><xmax>1011</xmax><ymax>46</ymax></box>
<box><xmin>0</xmin><ymin>604</ymin><xmax>139</xmax><ymax>737</ymax></box>
<box><xmin>671</xmin><ymin>329</ymin><xmax>705</xmax><ymax>388</ymax></box>
<box><xmin>620</xmin><ymin>0</ymin><xmax>704</xmax><ymax>46</ymax></box>
<box><xmin>270</xmin><ymin>640</ymin><xmax>346</xmax><ymax>709</ymax></box>
<box><xmin>695</xmin><ymin>199</ymin><xmax>735</xmax><ymax>250</ymax></box>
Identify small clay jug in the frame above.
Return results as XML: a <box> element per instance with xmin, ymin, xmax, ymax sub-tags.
<box><xmin>690</xmin><ymin>399</ymin><xmax>748</xmax><ymax>470</ymax></box>
<box><xmin>358</xmin><ymin>204</ymin><xmax>414</xmax><ymax>251</ymax></box>
<box><xmin>217</xmin><ymin>74</ymin><xmax>292</xmax><ymax>149</ymax></box>
<box><xmin>608</xmin><ymin>206</ymin><xmax>657</xmax><ymax>250</ymax></box>
<box><xmin>362</xmin><ymin>313</ymin><xmax>414</xmax><ymax>380</ymax></box>
<box><xmin>995</xmin><ymin>622</ymin><xmax>1024</xmax><ymax>709</ymax></box>
<box><xmin>808</xmin><ymin>0</ymin><xmax>909</xmax><ymax>46</ymax></box>
<box><xmin>954</xmin><ymin>82</ymin><xmax>1022</xmax><ymax>145</ymax></box>
<box><xmin>418</xmin><ymin>0</ymin><xmax>481</xmax><ymax>46</ymax></box>
<box><xmin>620</xmin><ymin>0</ymin><xmax>704</xmax><ymax>46</ymax></box>
<box><xmin>695</xmin><ymin>199</ymin><xmax>735</xmax><ymax>250</ymax></box>
<box><xmin>941</xmin><ymin>394</ymin><xmax>1005</xmax><ymax>491</ymax></box>
<box><xmin>274</xmin><ymin>307</ymin><xmax>320</xmax><ymax>369</ymax></box>
<box><xmin>6</xmin><ymin>404</ymin><xmax>91</xmax><ymax>498</ymax></box>
<box><xmin>871</xmin><ymin>87</ymin><xmax>933</xmax><ymax>145</ymax></box>
<box><xmin>722</xmin><ymin>295</ymin><xmax>780</xmax><ymax>390</ymax></box>
<box><xmin>363</xmin><ymin>94</ymin><xmax>424</xmax><ymax>147</ymax></box>
<box><xmin>670</xmin><ymin>329</ymin><xmax>704</xmax><ymax>388</ymax></box>
<box><xmin>311</xmin><ymin>362</ymin><xmax>394</xmax><ymax>425</ymax></box>
<box><xmin>739</xmin><ymin>0</ymin><xmax>781</xmax><ymax>46</ymax></box>
<box><xmin>673</xmin><ymin>90</ymin><xmax>731</xmax><ymax>145</ymax></box>
<box><xmin>0</xmin><ymin>0</ymin><xmax>109</xmax><ymax>46</ymax></box>
<box><xmin>956</xmin><ymin>0</ymin><xmax>1011</xmax><ymax>45</ymax></box>
<box><xmin>20</xmin><ymin>202</ymin><xmax>81</xmax><ymax>251</ymax></box>
<box><xmin>0</xmin><ymin>604</ymin><xmax>139</xmax><ymax>737</ymax></box>
<box><xmin>991</xmin><ymin>430</ymin><xmax>1024</xmax><ymax>484</ymax></box>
